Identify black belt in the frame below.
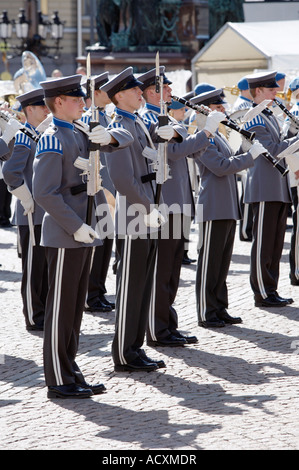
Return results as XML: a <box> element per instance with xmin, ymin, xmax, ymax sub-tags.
<box><xmin>70</xmin><ymin>183</ymin><xmax>87</xmax><ymax>195</ymax></box>
<box><xmin>141</xmin><ymin>173</ymin><xmax>156</xmax><ymax>183</ymax></box>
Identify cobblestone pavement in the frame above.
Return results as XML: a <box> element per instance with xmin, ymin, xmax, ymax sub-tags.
<box><xmin>1</xmin><ymin>216</ymin><xmax>299</xmax><ymax>450</ymax></box>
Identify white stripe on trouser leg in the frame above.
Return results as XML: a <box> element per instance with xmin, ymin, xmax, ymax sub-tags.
<box><xmin>148</xmin><ymin>249</ymin><xmax>158</xmax><ymax>341</ymax></box>
<box><xmin>26</xmin><ymin>241</ymin><xmax>34</xmax><ymax>325</ymax></box>
<box><xmin>199</xmin><ymin>221</ymin><xmax>212</xmax><ymax>322</ymax></box>
<box><xmin>84</xmin><ymin>246</ymin><xmax>95</xmax><ymax>308</ymax></box>
<box><xmin>51</xmin><ymin>248</ymin><xmax>65</xmax><ymax>386</ymax></box>
<box><xmin>118</xmin><ymin>235</ymin><xmax>131</xmax><ymax>365</ymax></box>
<box><xmin>241</xmin><ymin>203</ymin><xmax>250</xmax><ymax>240</ymax></box>
<box><xmin>256</xmin><ymin>202</ymin><xmax>267</xmax><ymax>299</ymax></box>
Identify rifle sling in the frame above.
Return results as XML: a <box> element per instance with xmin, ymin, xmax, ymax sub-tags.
<box><xmin>70</xmin><ymin>183</ymin><xmax>87</xmax><ymax>195</ymax></box>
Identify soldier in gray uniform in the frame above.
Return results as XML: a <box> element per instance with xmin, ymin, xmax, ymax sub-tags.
<box><xmin>2</xmin><ymin>89</ymin><xmax>50</xmax><ymax>331</ymax></box>
<box><xmin>138</xmin><ymin>66</ymin><xmax>198</xmax><ymax>347</ymax></box>
<box><xmin>243</xmin><ymin>71</ymin><xmax>299</xmax><ymax>308</ymax></box>
<box><xmin>101</xmin><ymin>67</ymin><xmax>227</xmax><ymax>368</ymax></box>
<box><xmin>191</xmin><ymin>89</ymin><xmax>266</xmax><ymax>327</ymax></box>
<box><xmin>101</xmin><ymin>67</ymin><xmax>190</xmax><ymax>371</ymax></box>
<box><xmin>231</xmin><ymin>76</ymin><xmax>254</xmax><ymax>242</ymax></box>
<box><xmin>80</xmin><ymin>72</ymin><xmax>116</xmax><ymax>313</ymax></box>
<box><xmin>283</xmin><ymin>76</ymin><xmax>299</xmax><ymax>286</ymax></box>
<box><xmin>32</xmin><ymin>74</ymin><xmax>133</xmax><ymax>398</ymax></box>
<box><xmin>0</xmin><ymin>115</ymin><xmax>20</xmax><ymax>226</ymax></box>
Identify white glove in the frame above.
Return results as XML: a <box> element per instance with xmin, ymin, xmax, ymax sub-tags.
<box><xmin>0</xmin><ymin>110</ymin><xmax>12</xmax><ymax>133</ymax></box>
<box><xmin>36</xmin><ymin>113</ymin><xmax>53</xmax><ymax>133</ymax></box>
<box><xmin>286</xmin><ymin>153</ymin><xmax>299</xmax><ymax>174</ymax></box>
<box><xmin>88</xmin><ymin>125</ymin><xmax>111</xmax><ymax>145</ymax></box>
<box><xmin>74</xmin><ymin>119</ymin><xmax>90</xmax><ymax>135</ymax></box>
<box><xmin>11</xmin><ymin>184</ymin><xmax>34</xmax><ymax>215</ymax></box>
<box><xmin>144</xmin><ymin>208</ymin><xmax>166</xmax><ymax>228</ymax></box>
<box><xmin>1</xmin><ymin>118</ymin><xmax>23</xmax><ymax>144</ymax></box>
<box><xmin>157</xmin><ymin>125</ymin><xmax>174</xmax><ymax>141</ymax></box>
<box><xmin>195</xmin><ymin>112</ymin><xmax>207</xmax><ymax>130</ymax></box>
<box><xmin>203</xmin><ymin>110</ymin><xmax>226</xmax><ymax>135</ymax></box>
<box><xmin>73</xmin><ymin>223</ymin><xmax>99</xmax><ymax>244</ymax></box>
<box><xmin>248</xmin><ymin>141</ymin><xmax>267</xmax><ymax>160</ymax></box>
<box><xmin>241</xmin><ymin>136</ymin><xmax>252</xmax><ymax>153</ymax></box>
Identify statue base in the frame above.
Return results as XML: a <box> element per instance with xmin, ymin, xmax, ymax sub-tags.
<box><xmin>76</xmin><ymin>50</ymin><xmax>192</xmax><ymax>75</ymax></box>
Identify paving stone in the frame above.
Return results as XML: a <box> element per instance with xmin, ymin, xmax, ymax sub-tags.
<box><xmin>0</xmin><ymin>218</ymin><xmax>299</xmax><ymax>450</ymax></box>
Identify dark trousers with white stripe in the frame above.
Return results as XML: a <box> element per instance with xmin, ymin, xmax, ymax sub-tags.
<box><xmin>43</xmin><ymin>246</ymin><xmax>92</xmax><ymax>386</ymax></box>
<box><xmin>112</xmin><ymin>235</ymin><xmax>157</xmax><ymax>366</ymax></box>
<box><xmin>19</xmin><ymin>225</ymin><xmax>47</xmax><ymax>328</ymax></box>
<box><xmin>239</xmin><ymin>174</ymin><xmax>253</xmax><ymax>241</ymax></box>
<box><xmin>290</xmin><ymin>187</ymin><xmax>299</xmax><ymax>283</ymax></box>
<box><xmin>147</xmin><ymin>214</ymin><xmax>185</xmax><ymax>341</ymax></box>
<box><xmin>196</xmin><ymin>219</ymin><xmax>236</xmax><ymax>323</ymax></box>
<box><xmin>250</xmin><ymin>201</ymin><xmax>288</xmax><ymax>300</ymax></box>
<box><xmin>86</xmin><ymin>237</ymin><xmax>113</xmax><ymax>306</ymax></box>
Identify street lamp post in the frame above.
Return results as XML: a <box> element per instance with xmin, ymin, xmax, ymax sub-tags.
<box><xmin>0</xmin><ymin>6</ymin><xmax>65</xmax><ymax>60</ymax></box>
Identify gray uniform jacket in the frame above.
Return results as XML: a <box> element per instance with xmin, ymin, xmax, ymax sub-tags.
<box><xmin>0</xmin><ymin>138</ymin><xmax>13</xmax><ymax>161</ymax></box>
<box><xmin>81</xmin><ymin>108</ymin><xmax>115</xmax><ymax>196</ymax></box>
<box><xmin>33</xmin><ymin>116</ymin><xmax>133</xmax><ymax>248</ymax></box>
<box><xmin>106</xmin><ymin>107</ymin><xmax>185</xmax><ymax>236</ymax></box>
<box><xmin>195</xmin><ymin>131</ymin><xmax>254</xmax><ymax>222</ymax></box>
<box><xmin>2</xmin><ymin>123</ymin><xmax>44</xmax><ymax>226</ymax></box>
<box><xmin>81</xmin><ymin>109</ymin><xmax>115</xmax><ymax>239</ymax></box>
<box><xmin>140</xmin><ymin>103</ymin><xmax>195</xmax><ymax>217</ymax></box>
<box><xmin>243</xmin><ymin>109</ymin><xmax>298</xmax><ymax>204</ymax></box>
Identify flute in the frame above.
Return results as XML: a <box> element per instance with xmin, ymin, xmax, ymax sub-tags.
<box><xmin>0</xmin><ymin>110</ymin><xmax>40</xmax><ymax>143</ymax></box>
<box><xmin>171</xmin><ymin>95</ymin><xmax>288</xmax><ymax>177</ymax></box>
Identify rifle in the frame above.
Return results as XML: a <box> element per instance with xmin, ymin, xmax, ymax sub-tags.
<box><xmin>154</xmin><ymin>52</ymin><xmax>171</xmax><ymax>204</ymax></box>
<box><xmin>172</xmin><ymin>95</ymin><xmax>289</xmax><ymax>177</ymax></box>
<box><xmin>74</xmin><ymin>53</ymin><xmax>102</xmax><ymax>225</ymax></box>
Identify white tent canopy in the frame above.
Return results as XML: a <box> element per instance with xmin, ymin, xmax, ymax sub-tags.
<box><xmin>191</xmin><ymin>20</ymin><xmax>299</xmax><ymax>102</ymax></box>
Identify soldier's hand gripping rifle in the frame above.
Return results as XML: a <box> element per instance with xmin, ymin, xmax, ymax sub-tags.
<box><xmin>172</xmin><ymin>95</ymin><xmax>288</xmax><ymax>177</ymax></box>
<box><xmin>74</xmin><ymin>55</ymin><xmax>102</xmax><ymax>225</ymax></box>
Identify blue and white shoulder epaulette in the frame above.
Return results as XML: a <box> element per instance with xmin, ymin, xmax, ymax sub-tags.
<box><xmin>81</xmin><ymin>113</ymin><xmax>91</xmax><ymax>126</ymax></box>
<box><xmin>35</xmin><ymin>132</ymin><xmax>63</xmax><ymax>156</ymax></box>
<box><xmin>14</xmin><ymin>131</ymin><xmax>31</xmax><ymax>149</ymax></box>
<box><xmin>108</xmin><ymin>113</ymin><xmax>124</xmax><ymax>129</ymax></box>
<box><xmin>244</xmin><ymin>115</ymin><xmax>266</xmax><ymax>131</ymax></box>
<box><xmin>142</xmin><ymin>110</ymin><xmax>159</xmax><ymax>125</ymax></box>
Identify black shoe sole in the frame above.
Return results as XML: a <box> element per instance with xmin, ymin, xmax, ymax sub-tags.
<box><xmin>198</xmin><ymin>321</ymin><xmax>225</xmax><ymax>328</ymax></box>
<box><xmin>148</xmin><ymin>341</ymin><xmax>186</xmax><ymax>347</ymax></box>
<box><xmin>255</xmin><ymin>301</ymin><xmax>288</xmax><ymax>307</ymax></box>
<box><xmin>47</xmin><ymin>390</ymin><xmax>93</xmax><ymax>399</ymax></box>
<box><xmin>114</xmin><ymin>364</ymin><xmax>158</xmax><ymax>372</ymax></box>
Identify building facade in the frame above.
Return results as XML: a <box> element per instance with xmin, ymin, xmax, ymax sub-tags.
<box><xmin>0</xmin><ymin>0</ymin><xmax>209</xmax><ymax>77</ymax></box>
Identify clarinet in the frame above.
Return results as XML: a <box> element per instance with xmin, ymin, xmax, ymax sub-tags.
<box><xmin>0</xmin><ymin>110</ymin><xmax>40</xmax><ymax>143</ymax></box>
<box><xmin>172</xmin><ymin>95</ymin><xmax>288</xmax><ymax>177</ymax></box>
<box><xmin>273</xmin><ymin>98</ymin><xmax>299</xmax><ymax>131</ymax></box>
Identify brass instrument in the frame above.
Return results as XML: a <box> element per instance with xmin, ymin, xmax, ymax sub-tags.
<box><xmin>275</xmin><ymin>89</ymin><xmax>292</xmax><ymax>106</ymax></box>
<box><xmin>223</xmin><ymin>85</ymin><xmax>240</xmax><ymax>96</ymax></box>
